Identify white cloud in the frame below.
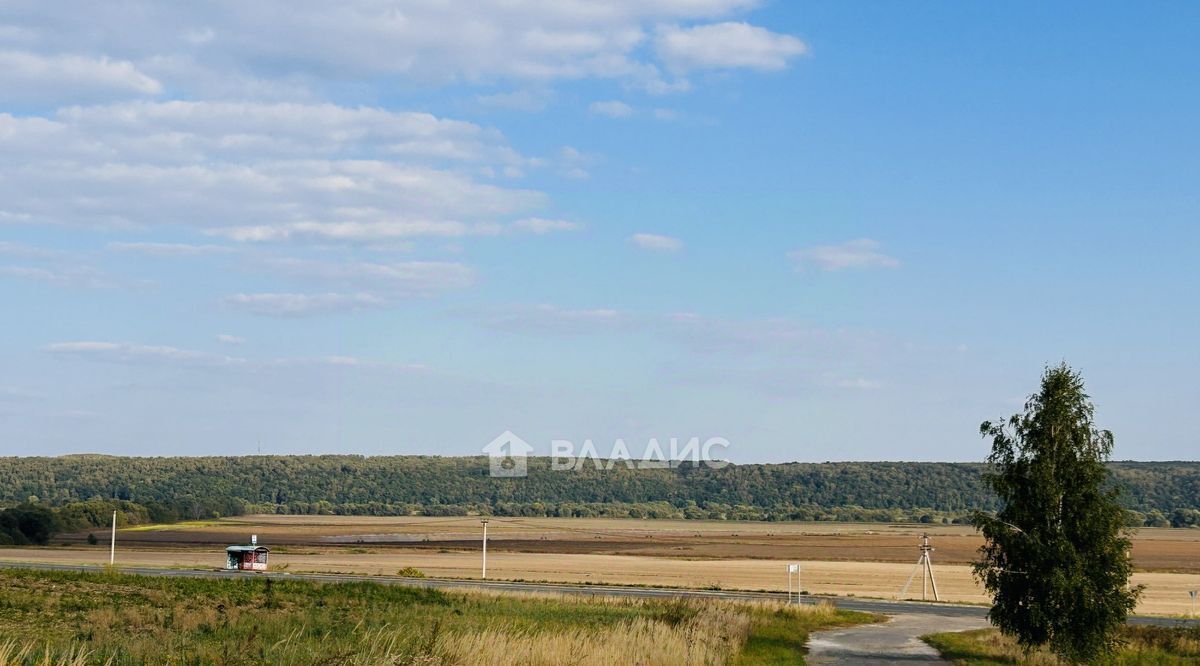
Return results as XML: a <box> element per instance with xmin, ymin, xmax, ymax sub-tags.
<box><xmin>215</xmin><ymin>334</ymin><xmax>245</xmax><ymax>345</ymax></box>
<box><xmin>0</xmin><ymin>241</ymin><xmax>63</xmax><ymax>259</ymax></box>
<box><xmin>256</xmin><ymin>257</ymin><xmax>475</xmax><ymax>296</ymax></box>
<box><xmin>663</xmin><ymin>312</ymin><xmax>827</xmax><ymax>354</ymax></box>
<box><xmin>0</xmin><ymin>241</ymin><xmax>126</xmax><ymax>288</ymax></box>
<box><xmin>1</xmin><ymin>1</ymin><xmax>777</xmax><ymax>96</ymax></box>
<box><xmin>0</xmin><ymin>102</ymin><xmax>545</xmax><ymax>242</ymax></box>
<box><xmin>788</xmin><ymin>239</ymin><xmax>900</xmax><ymax>272</ymax></box>
<box><xmin>657</xmin><ymin>22</ymin><xmax>807</xmax><ymax>72</ymax></box>
<box><xmin>556</xmin><ymin>145</ymin><xmax>594</xmax><ymax>179</ymax></box>
<box><xmin>0</xmin><ymin>50</ymin><xmax>162</xmax><ymax>102</ymax></box>
<box><xmin>479</xmin><ymin>304</ymin><xmax>627</xmax><ymax>335</ymax></box>
<box><xmin>108</xmin><ymin>241</ymin><xmax>237</xmax><ymax>257</ymax></box>
<box><xmin>183</xmin><ymin>27</ymin><xmax>215</xmax><ymax>46</ymax></box>
<box><xmin>209</xmin><ymin>219</ymin><xmax>503</xmax><ymax>243</ymax></box>
<box><xmin>0</xmin><ymin>265</ymin><xmax>117</xmax><ymax>289</ymax></box>
<box><xmin>628</xmin><ymin>232</ymin><xmax>683</xmax><ymax>251</ymax></box>
<box><xmin>589</xmin><ymin>100</ymin><xmax>634</xmax><ymax>118</ymax></box>
<box><xmin>222</xmin><ymin>292</ymin><xmax>387</xmax><ymax>317</ymax></box>
<box><xmin>43</xmin><ymin>339</ymin><xmax>423</xmax><ymax>373</ymax></box>
<box><xmin>510</xmin><ymin>217</ymin><xmax>583</xmax><ymax>234</ymax></box>
<box><xmin>43</xmin><ymin>341</ymin><xmax>243</xmax><ymax>366</ymax></box>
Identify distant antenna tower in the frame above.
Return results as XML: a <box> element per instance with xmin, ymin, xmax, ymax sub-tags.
<box><xmin>900</xmin><ymin>533</ymin><xmax>940</xmax><ymax>601</ymax></box>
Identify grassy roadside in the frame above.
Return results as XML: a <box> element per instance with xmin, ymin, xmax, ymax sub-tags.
<box><xmin>923</xmin><ymin>627</ymin><xmax>1200</xmax><ymax>665</ymax></box>
<box><xmin>736</xmin><ymin>605</ymin><xmax>880</xmax><ymax>665</ymax></box>
<box><xmin>0</xmin><ymin>569</ymin><xmax>876</xmax><ymax>664</ymax></box>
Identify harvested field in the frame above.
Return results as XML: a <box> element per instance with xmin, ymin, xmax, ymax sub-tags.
<box><xmin>7</xmin><ymin>516</ymin><xmax>1200</xmax><ymax>616</ymax></box>
<box><xmin>64</xmin><ymin>515</ymin><xmax>1200</xmax><ymax>572</ymax></box>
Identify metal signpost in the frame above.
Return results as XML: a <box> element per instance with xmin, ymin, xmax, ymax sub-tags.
<box><xmin>787</xmin><ymin>563</ymin><xmax>801</xmax><ymax>604</ymax></box>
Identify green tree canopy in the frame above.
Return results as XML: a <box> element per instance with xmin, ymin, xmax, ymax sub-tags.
<box><xmin>974</xmin><ymin>364</ymin><xmax>1140</xmax><ymax>663</ymax></box>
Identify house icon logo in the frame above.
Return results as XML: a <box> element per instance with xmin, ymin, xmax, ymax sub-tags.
<box><xmin>483</xmin><ymin>430</ymin><xmax>533</xmax><ymax>478</ymax></box>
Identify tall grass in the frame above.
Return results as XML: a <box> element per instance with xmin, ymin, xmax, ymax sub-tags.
<box><xmin>0</xmin><ymin>570</ymin><xmax>864</xmax><ymax>665</ymax></box>
<box><xmin>923</xmin><ymin>626</ymin><xmax>1200</xmax><ymax>665</ymax></box>
<box><xmin>0</xmin><ymin>641</ymin><xmax>101</xmax><ymax>666</ymax></box>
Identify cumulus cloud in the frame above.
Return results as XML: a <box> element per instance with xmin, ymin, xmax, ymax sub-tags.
<box><xmin>0</xmin><ymin>101</ymin><xmax>544</xmax><ymax>241</ymax></box>
<box><xmin>788</xmin><ymin>239</ymin><xmax>900</xmax><ymax>272</ymax></box>
<box><xmin>656</xmin><ymin>22</ymin><xmax>807</xmax><ymax>72</ymax></box>
<box><xmin>589</xmin><ymin>100</ymin><xmax>634</xmax><ymax>118</ymax></box>
<box><xmin>222</xmin><ymin>292</ymin><xmax>387</xmax><ymax>317</ymax></box>
<box><xmin>628</xmin><ymin>232</ymin><xmax>683</xmax><ymax>251</ymax></box>
<box><xmin>0</xmin><ymin>50</ymin><xmax>162</xmax><ymax>102</ymax></box>
<box><xmin>0</xmin><ymin>1</ymin><xmax>781</xmax><ymax>95</ymax></box>
<box><xmin>209</xmin><ymin>219</ymin><xmax>503</xmax><ymax>243</ymax></box>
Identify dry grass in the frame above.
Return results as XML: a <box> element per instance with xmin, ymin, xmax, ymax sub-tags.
<box><xmin>435</xmin><ymin>603</ymin><xmax>747</xmax><ymax>666</ymax></box>
<box><xmin>924</xmin><ymin>626</ymin><xmax>1200</xmax><ymax>665</ymax></box>
<box><xmin>0</xmin><ymin>641</ymin><xmax>101</xmax><ymax>666</ymax></box>
<box><xmin>0</xmin><ymin>569</ymin><xmax>868</xmax><ymax>665</ymax></box>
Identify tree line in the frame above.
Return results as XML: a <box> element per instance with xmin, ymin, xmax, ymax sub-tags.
<box><xmin>0</xmin><ymin>498</ymin><xmax>163</xmax><ymax>546</ymax></box>
<box><xmin>0</xmin><ymin>455</ymin><xmax>1197</xmax><ymax>526</ymax></box>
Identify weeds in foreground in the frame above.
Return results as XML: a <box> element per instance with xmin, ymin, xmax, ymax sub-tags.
<box><xmin>923</xmin><ymin>626</ymin><xmax>1200</xmax><ymax>665</ymax></box>
<box><xmin>0</xmin><ymin>569</ymin><xmax>869</xmax><ymax>665</ymax></box>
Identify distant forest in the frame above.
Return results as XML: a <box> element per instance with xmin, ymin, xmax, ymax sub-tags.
<box><xmin>2</xmin><ymin>456</ymin><xmax>1199</xmax><ymax>528</ymax></box>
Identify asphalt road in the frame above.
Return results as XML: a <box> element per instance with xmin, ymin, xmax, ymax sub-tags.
<box><xmin>2</xmin><ymin>560</ymin><xmax>1194</xmax><ymax>629</ymax></box>
<box><xmin>807</xmin><ymin>614</ymin><xmax>990</xmax><ymax>665</ymax></box>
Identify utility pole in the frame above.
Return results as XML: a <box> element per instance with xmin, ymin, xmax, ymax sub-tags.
<box><xmin>480</xmin><ymin>519</ymin><xmax>489</xmax><ymax>579</ymax></box>
<box><xmin>109</xmin><ymin>510</ymin><xmax>116</xmax><ymax>566</ymax></box>
<box><xmin>900</xmin><ymin>533</ymin><xmax>940</xmax><ymax>601</ymax></box>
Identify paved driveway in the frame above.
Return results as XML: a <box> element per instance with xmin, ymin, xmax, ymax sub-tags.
<box><xmin>806</xmin><ymin>612</ymin><xmax>989</xmax><ymax>664</ymax></box>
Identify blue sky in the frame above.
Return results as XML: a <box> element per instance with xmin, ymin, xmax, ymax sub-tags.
<box><xmin>1</xmin><ymin>2</ymin><xmax>1197</xmax><ymax>461</ymax></box>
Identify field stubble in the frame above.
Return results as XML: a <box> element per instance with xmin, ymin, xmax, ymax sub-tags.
<box><xmin>8</xmin><ymin>516</ymin><xmax>1200</xmax><ymax>616</ymax></box>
